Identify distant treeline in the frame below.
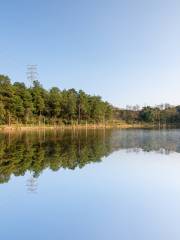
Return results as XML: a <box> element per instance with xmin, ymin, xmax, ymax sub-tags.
<box><xmin>1</xmin><ymin>74</ymin><xmax>180</xmax><ymax>126</ymax></box>
<box><xmin>116</xmin><ymin>104</ymin><xmax>180</xmax><ymax>126</ymax></box>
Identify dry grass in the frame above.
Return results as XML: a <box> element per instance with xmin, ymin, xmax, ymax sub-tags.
<box><xmin>0</xmin><ymin>122</ymin><xmax>158</xmax><ymax>132</ymax></box>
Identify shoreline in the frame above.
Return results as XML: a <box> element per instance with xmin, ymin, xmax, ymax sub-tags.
<box><xmin>0</xmin><ymin>123</ymin><xmax>175</xmax><ymax>132</ymax></box>
<box><xmin>0</xmin><ymin>124</ymin><xmax>136</xmax><ymax>132</ymax></box>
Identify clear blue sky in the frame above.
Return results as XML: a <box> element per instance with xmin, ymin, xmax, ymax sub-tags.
<box><xmin>1</xmin><ymin>0</ymin><xmax>180</xmax><ymax>107</ymax></box>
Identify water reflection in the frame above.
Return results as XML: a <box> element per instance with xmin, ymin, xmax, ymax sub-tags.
<box><xmin>111</xmin><ymin>129</ymin><xmax>180</xmax><ymax>154</ymax></box>
<box><xmin>26</xmin><ymin>176</ymin><xmax>38</xmax><ymax>194</ymax></box>
<box><xmin>0</xmin><ymin>129</ymin><xmax>180</xmax><ymax>184</ymax></box>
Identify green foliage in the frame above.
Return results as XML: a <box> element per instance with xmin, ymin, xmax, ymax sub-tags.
<box><xmin>0</xmin><ymin>74</ymin><xmax>114</xmax><ymax>125</ymax></box>
<box><xmin>61</xmin><ymin>89</ymin><xmax>77</xmax><ymax>122</ymax></box>
<box><xmin>0</xmin><ymin>100</ymin><xmax>5</xmax><ymax>124</ymax></box>
<box><xmin>1</xmin><ymin>73</ymin><xmax>179</xmax><ymax>126</ymax></box>
<box><xmin>13</xmin><ymin>82</ymin><xmax>34</xmax><ymax>123</ymax></box>
<box><xmin>48</xmin><ymin>87</ymin><xmax>61</xmax><ymax>119</ymax></box>
<box><xmin>77</xmin><ymin>90</ymin><xmax>90</xmax><ymax>122</ymax></box>
<box><xmin>31</xmin><ymin>81</ymin><xmax>46</xmax><ymax>116</ymax></box>
<box><xmin>117</xmin><ymin>104</ymin><xmax>180</xmax><ymax>126</ymax></box>
<box><xmin>140</xmin><ymin>107</ymin><xmax>155</xmax><ymax>122</ymax></box>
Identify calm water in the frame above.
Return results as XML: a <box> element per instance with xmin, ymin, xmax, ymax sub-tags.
<box><xmin>1</xmin><ymin>129</ymin><xmax>180</xmax><ymax>240</ymax></box>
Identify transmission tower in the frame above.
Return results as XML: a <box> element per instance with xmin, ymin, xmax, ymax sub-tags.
<box><xmin>27</xmin><ymin>65</ymin><xmax>38</xmax><ymax>86</ymax></box>
<box><xmin>26</xmin><ymin>176</ymin><xmax>38</xmax><ymax>194</ymax></box>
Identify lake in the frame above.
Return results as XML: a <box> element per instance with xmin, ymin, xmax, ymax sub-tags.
<box><xmin>1</xmin><ymin>129</ymin><xmax>180</xmax><ymax>240</ymax></box>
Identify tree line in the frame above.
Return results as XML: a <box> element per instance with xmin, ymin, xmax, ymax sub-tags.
<box><xmin>117</xmin><ymin>104</ymin><xmax>180</xmax><ymax>126</ymax></box>
<box><xmin>1</xmin><ymin>74</ymin><xmax>180</xmax><ymax>126</ymax></box>
<box><xmin>0</xmin><ymin>75</ymin><xmax>113</xmax><ymax>125</ymax></box>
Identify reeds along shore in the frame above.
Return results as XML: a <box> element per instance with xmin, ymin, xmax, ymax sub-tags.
<box><xmin>0</xmin><ymin>123</ymin><xmax>175</xmax><ymax>132</ymax></box>
<box><xmin>0</xmin><ymin>123</ymin><xmax>131</xmax><ymax>131</ymax></box>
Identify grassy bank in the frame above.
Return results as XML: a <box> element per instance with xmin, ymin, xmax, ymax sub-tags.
<box><xmin>0</xmin><ymin>122</ymin><xmax>170</xmax><ymax>132</ymax></box>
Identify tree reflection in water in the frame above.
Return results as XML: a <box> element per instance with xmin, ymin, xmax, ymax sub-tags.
<box><xmin>0</xmin><ymin>129</ymin><xmax>180</xmax><ymax>184</ymax></box>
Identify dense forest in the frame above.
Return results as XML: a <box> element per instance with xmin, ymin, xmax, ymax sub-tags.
<box><xmin>1</xmin><ymin>74</ymin><xmax>180</xmax><ymax>126</ymax></box>
<box><xmin>0</xmin><ymin>75</ymin><xmax>113</xmax><ymax>125</ymax></box>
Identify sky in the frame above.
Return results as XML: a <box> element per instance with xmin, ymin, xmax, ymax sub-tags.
<box><xmin>0</xmin><ymin>0</ymin><xmax>180</xmax><ymax>108</ymax></box>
